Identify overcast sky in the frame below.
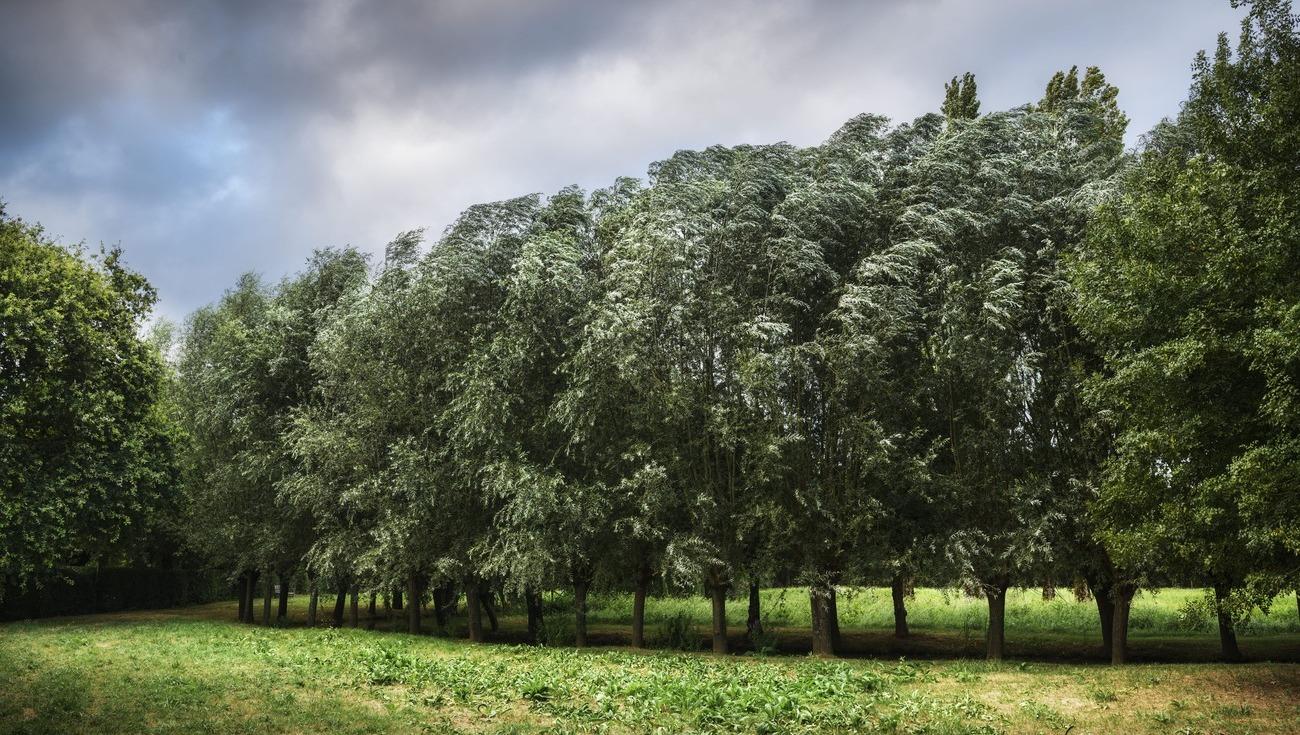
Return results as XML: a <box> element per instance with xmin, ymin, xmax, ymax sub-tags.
<box><xmin>1</xmin><ymin>0</ymin><xmax>1246</xmax><ymax>322</ymax></box>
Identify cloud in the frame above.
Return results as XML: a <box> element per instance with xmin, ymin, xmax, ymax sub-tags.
<box><xmin>0</xmin><ymin>0</ymin><xmax>1245</xmax><ymax>321</ymax></box>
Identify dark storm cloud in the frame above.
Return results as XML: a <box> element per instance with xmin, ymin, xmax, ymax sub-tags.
<box><xmin>0</xmin><ymin>0</ymin><xmax>1246</xmax><ymax>321</ymax></box>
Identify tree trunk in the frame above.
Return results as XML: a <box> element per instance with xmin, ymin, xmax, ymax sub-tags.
<box><xmin>407</xmin><ymin>573</ymin><xmax>421</xmax><ymax>635</ymax></box>
<box><xmin>985</xmin><ymin>576</ymin><xmax>1010</xmax><ymax>660</ymax></box>
<box><xmin>261</xmin><ymin>570</ymin><xmax>273</xmax><ymax>625</ymax></box>
<box><xmin>479</xmin><ymin>582</ymin><xmax>499</xmax><ymax>632</ymax></box>
<box><xmin>709</xmin><ymin>570</ymin><xmax>729</xmax><ymax>654</ymax></box>
<box><xmin>891</xmin><ymin>575</ymin><xmax>910</xmax><ymax>638</ymax></box>
<box><xmin>573</xmin><ymin>577</ymin><xmax>590</xmax><ymax>648</ymax></box>
<box><xmin>243</xmin><ymin>571</ymin><xmax>259</xmax><ymax>624</ymax></box>
<box><xmin>332</xmin><ymin>585</ymin><xmax>347</xmax><ymax>627</ymax></box>
<box><xmin>1110</xmin><ymin>583</ymin><xmax>1136</xmax><ymax>665</ymax></box>
<box><xmin>1295</xmin><ymin>590</ymin><xmax>1299</xmax><ymax>622</ymax></box>
<box><xmin>746</xmin><ymin>580</ymin><xmax>763</xmax><ymax>642</ymax></box>
<box><xmin>810</xmin><ymin>581</ymin><xmax>836</xmax><ymax>657</ymax></box>
<box><xmin>393</xmin><ymin>585</ymin><xmax>403</xmax><ymax>610</ymax></box>
<box><xmin>466</xmin><ymin>576</ymin><xmax>484</xmax><ymax>642</ymax></box>
<box><xmin>368</xmin><ymin>592</ymin><xmax>377</xmax><ymax>618</ymax></box>
<box><xmin>307</xmin><ymin>584</ymin><xmax>319</xmax><ymax>627</ymax></box>
<box><xmin>827</xmin><ymin>585</ymin><xmax>842</xmax><ymax>651</ymax></box>
<box><xmin>631</xmin><ymin>564</ymin><xmax>651</xmax><ymax>649</ymax></box>
<box><xmin>349</xmin><ymin>586</ymin><xmax>359</xmax><ymax>628</ymax></box>
<box><xmin>1214</xmin><ymin>583</ymin><xmax>1242</xmax><ymax>662</ymax></box>
<box><xmin>526</xmin><ymin>587</ymin><xmax>544</xmax><ymax>644</ymax></box>
<box><xmin>237</xmin><ymin>573</ymin><xmax>248</xmax><ymax>623</ymax></box>
<box><xmin>1089</xmin><ymin>577</ymin><xmax>1114</xmax><ymax>654</ymax></box>
<box><xmin>276</xmin><ymin>572</ymin><xmax>290</xmax><ymax>625</ymax></box>
<box><xmin>433</xmin><ymin>584</ymin><xmax>449</xmax><ymax>628</ymax></box>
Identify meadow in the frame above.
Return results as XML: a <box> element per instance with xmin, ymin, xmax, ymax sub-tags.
<box><xmin>3</xmin><ymin>588</ymin><xmax>1299</xmax><ymax>734</ymax></box>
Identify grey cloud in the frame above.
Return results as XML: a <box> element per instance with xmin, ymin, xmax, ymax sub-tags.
<box><xmin>0</xmin><ymin>0</ymin><xmax>1246</xmax><ymax>321</ymax></box>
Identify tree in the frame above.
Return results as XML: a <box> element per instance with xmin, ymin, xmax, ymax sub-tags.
<box><xmin>2</xmin><ymin>208</ymin><xmax>178</xmax><ymax>590</ymax></box>
<box><xmin>942</xmin><ymin>72</ymin><xmax>980</xmax><ymax>122</ymax></box>
<box><xmin>178</xmin><ymin>248</ymin><xmax>368</xmax><ymax>623</ymax></box>
<box><xmin>1071</xmin><ymin>0</ymin><xmax>1300</xmax><ymax>662</ymax></box>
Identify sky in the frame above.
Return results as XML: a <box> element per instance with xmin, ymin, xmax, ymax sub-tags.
<box><xmin>1</xmin><ymin>0</ymin><xmax>1246</xmax><ymax>322</ymax></box>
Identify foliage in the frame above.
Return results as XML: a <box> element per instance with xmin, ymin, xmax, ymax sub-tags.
<box><xmin>1071</xmin><ymin>0</ymin><xmax>1300</xmax><ymax>614</ymax></box>
<box><xmin>0</xmin><ymin>208</ymin><xmax>178</xmax><ymax>588</ymax></box>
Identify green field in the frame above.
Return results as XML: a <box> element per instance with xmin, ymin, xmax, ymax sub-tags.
<box><xmin>3</xmin><ymin>589</ymin><xmax>1300</xmax><ymax>734</ymax></box>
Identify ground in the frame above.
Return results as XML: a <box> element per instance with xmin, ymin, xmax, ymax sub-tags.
<box><xmin>2</xmin><ymin>588</ymin><xmax>1298</xmax><ymax>734</ymax></box>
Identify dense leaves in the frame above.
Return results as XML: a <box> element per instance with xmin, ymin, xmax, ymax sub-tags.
<box><xmin>1</xmin><ymin>210</ymin><xmax>178</xmax><ymax>588</ymax></box>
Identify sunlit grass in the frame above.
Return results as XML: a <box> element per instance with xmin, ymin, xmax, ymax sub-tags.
<box><xmin>3</xmin><ymin>601</ymin><xmax>1300</xmax><ymax>734</ymax></box>
<box><xmin>4</xmin><ymin>591</ymin><xmax>1299</xmax><ymax>733</ymax></box>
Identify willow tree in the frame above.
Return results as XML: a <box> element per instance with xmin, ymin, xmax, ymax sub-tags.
<box><xmin>453</xmin><ymin>187</ymin><xmax>621</xmax><ymax>647</ymax></box>
<box><xmin>886</xmin><ymin>93</ymin><xmax>1123</xmax><ymax>658</ymax></box>
<box><xmin>740</xmin><ymin>115</ymin><xmax>906</xmax><ymax>656</ymax></box>
<box><xmin>178</xmin><ymin>248</ymin><xmax>368</xmax><ymax>624</ymax></box>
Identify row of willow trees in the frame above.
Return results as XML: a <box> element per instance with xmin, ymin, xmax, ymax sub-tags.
<box><xmin>174</xmin><ymin>2</ymin><xmax>1299</xmax><ymax>663</ymax></box>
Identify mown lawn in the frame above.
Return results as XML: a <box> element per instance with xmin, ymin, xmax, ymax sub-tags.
<box><xmin>2</xmin><ymin>590</ymin><xmax>1299</xmax><ymax>734</ymax></box>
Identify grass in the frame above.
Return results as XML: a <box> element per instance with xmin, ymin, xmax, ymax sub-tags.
<box><xmin>2</xmin><ymin>589</ymin><xmax>1299</xmax><ymax>734</ymax></box>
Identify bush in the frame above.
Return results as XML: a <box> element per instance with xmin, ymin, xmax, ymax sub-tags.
<box><xmin>653</xmin><ymin>610</ymin><xmax>700</xmax><ymax>651</ymax></box>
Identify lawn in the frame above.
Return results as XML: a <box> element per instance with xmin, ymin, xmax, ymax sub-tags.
<box><xmin>2</xmin><ymin>589</ymin><xmax>1299</xmax><ymax>734</ymax></box>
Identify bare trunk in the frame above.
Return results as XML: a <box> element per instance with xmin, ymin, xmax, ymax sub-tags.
<box><xmin>237</xmin><ymin>573</ymin><xmax>248</xmax><ymax>623</ymax></box>
<box><xmin>245</xmin><ymin>567</ymin><xmax>258</xmax><ymax>619</ymax></box>
<box><xmin>406</xmin><ymin>573</ymin><xmax>421</xmax><ymax>635</ymax></box>
<box><xmin>746</xmin><ymin>580</ymin><xmax>763</xmax><ymax>642</ymax></box>
<box><xmin>828</xmin><ymin>585</ymin><xmax>841</xmax><ymax>651</ymax></box>
<box><xmin>243</xmin><ymin>571</ymin><xmax>259</xmax><ymax>624</ymax></box>
<box><xmin>1295</xmin><ymin>590</ymin><xmax>1299</xmax><ymax>622</ymax></box>
<box><xmin>574</xmin><ymin>578</ymin><xmax>590</xmax><ymax>648</ymax></box>
<box><xmin>1214</xmin><ymin>583</ymin><xmax>1242</xmax><ymax>662</ymax></box>
<box><xmin>432</xmin><ymin>584</ymin><xmax>450</xmax><ymax>628</ymax></box>
<box><xmin>393</xmin><ymin>586</ymin><xmax>403</xmax><ymax>610</ymax></box>
<box><xmin>1110</xmin><ymin>583</ymin><xmax>1135</xmax><ymax>665</ymax></box>
<box><xmin>479</xmin><ymin>582</ymin><xmax>499</xmax><ymax>632</ymax></box>
<box><xmin>891</xmin><ymin>575</ymin><xmax>910</xmax><ymax>638</ymax></box>
<box><xmin>526</xmin><ymin>587</ymin><xmax>544</xmax><ymax>644</ymax></box>
<box><xmin>332</xmin><ymin>584</ymin><xmax>346</xmax><ymax>627</ymax></box>
<box><xmin>985</xmin><ymin>576</ymin><xmax>1009</xmax><ymax>660</ymax></box>
<box><xmin>307</xmin><ymin>583</ymin><xmax>319</xmax><ymax>627</ymax></box>
<box><xmin>709</xmin><ymin>571</ymin><xmax>728</xmax><ymax>654</ymax></box>
<box><xmin>466</xmin><ymin>576</ymin><xmax>484</xmax><ymax>642</ymax></box>
<box><xmin>348</xmin><ymin>586</ymin><xmax>359</xmax><ymax>628</ymax></box>
<box><xmin>632</xmin><ymin>564</ymin><xmax>650</xmax><ymax>649</ymax></box>
<box><xmin>1088</xmin><ymin>576</ymin><xmax>1114</xmax><ymax>654</ymax></box>
<box><xmin>810</xmin><ymin>581</ymin><xmax>836</xmax><ymax>657</ymax></box>
<box><xmin>276</xmin><ymin>572</ymin><xmax>290</xmax><ymax>625</ymax></box>
<box><xmin>261</xmin><ymin>569</ymin><xmax>273</xmax><ymax>625</ymax></box>
<box><xmin>368</xmin><ymin>592</ymin><xmax>377</xmax><ymax>618</ymax></box>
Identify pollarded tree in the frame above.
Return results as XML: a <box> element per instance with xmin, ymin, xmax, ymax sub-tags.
<box><xmin>1072</xmin><ymin>0</ymin><xmax>1300</xmax><ymax>662</ymax></box>
<box><xmin>896</xmin><ymin>98</ymin><xmax>1122</xmax><ymax>659</ymax></box>
<box><xmin>287</xmin><ymin>232</ymin><xmax>441</xmax><ymax>632</ymax></box>
<box><xmin>564</xmin><ymin>144</ymin><xmax>799</xmax><ymax>653</ymax></box>
<box><xmin>742</xmin><ymin>115</ymin><xmax>901</xmax><ymax>656</ymax></box>
<box><xmin>454</xmin><ymin>186</ymin><xmax>619</xmax><ymax>647</ymax></box>
<box><xmin>179</xmin><ymin>248</ymin><xmax>369</xmax><ymax>624</ymax></box>
<box><xmin>177</xmin><ymin>273</ymin><xmax>278</xmax><ymax>620</ymax></box>
<box><xmin>1</xmin><ymin>209</ymin><xmax>178</xmax><ymax>591</ymax></box>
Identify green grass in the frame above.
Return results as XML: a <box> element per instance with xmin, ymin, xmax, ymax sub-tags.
<box><xmin>581</xmin><ymin>586</ymin><xmax>1300</xmax><ymax>636</ymax></box>
<box><xmin>2</xmin><ymin>591</ymin><xmax>1299</xmax><ymax>734</ymax></box>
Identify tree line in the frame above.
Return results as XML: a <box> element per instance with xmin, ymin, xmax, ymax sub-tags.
<box><xmin>4</xmin><ymin>0</ymin><xmax>1296</xmax><ymax>664</ymax></box>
